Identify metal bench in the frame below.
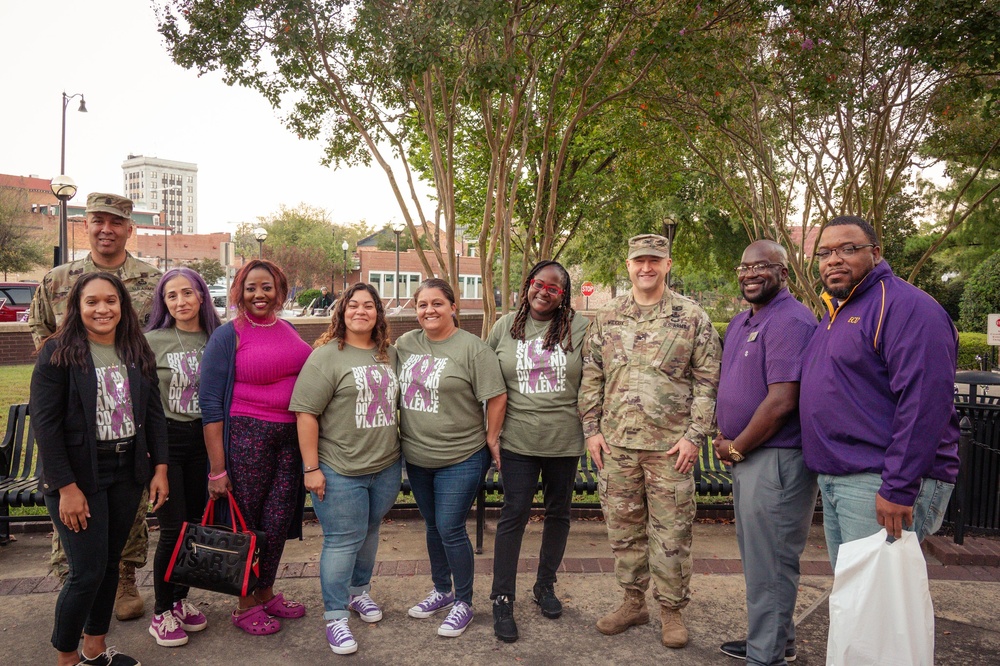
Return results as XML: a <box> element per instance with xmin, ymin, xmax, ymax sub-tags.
<box><xmin>0</xmin><ymin>403</ymin><xmax>44</xmax><ymax>545</ymax></box>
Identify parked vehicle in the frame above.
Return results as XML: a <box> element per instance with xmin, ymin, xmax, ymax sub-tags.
<box><xmin>0</xmin><ymin>282</ymin><xmax>37</xmax><ymax>323</ymax></box>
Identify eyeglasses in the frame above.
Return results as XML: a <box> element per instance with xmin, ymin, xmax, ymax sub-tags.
<box><xmin>815</xmin><ymin>244</ymin><xmax>875</xmax><ymax>261</ymax></box>
<box><xmin>529</xmin><ymin>278</ymin><xmax>564</xmax><ymax>296</ymax></box>
<box><xmin>734</xmin><ymin>262</ymin><xmax>784</xmax><ymax>276</ymax></box>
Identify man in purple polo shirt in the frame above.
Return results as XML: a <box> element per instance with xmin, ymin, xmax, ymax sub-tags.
<box><xmin>800</xmin><ymin>216</ymin><xmax>959</xmax><ymax>569</ymax></box>
<box><xmin>714</xmin><ymin>240</ymin><xmax>818</xmax><ymax>665</ymax></box>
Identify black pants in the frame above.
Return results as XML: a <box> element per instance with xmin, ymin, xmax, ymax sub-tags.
<box><xmin>45</xmin><ymin>449</ymin><xmax>144</xmax><ymax>652</ymax></box>
<box><xmin>152</xmin><ymin>419</ymin><xmax>208</xmax><ymax>614</ymax></box>
<box><xmin>490</xmin><ymin>450</ymin><xmax>578</xmax><ymax>601</ymax></box>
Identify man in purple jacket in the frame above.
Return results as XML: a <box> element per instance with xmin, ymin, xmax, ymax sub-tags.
<box><xmin>800</xmin><ymin>216</ymin><xmax>960</xmax><ymax>568</ymax></box>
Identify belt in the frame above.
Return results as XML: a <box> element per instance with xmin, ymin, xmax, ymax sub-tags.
<box><xmin>96</xmin><ymin>437</ymin><xmax>135</xmax><ymax>454</ymax></box>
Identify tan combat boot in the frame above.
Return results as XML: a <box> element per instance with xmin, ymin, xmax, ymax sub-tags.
<box><xmin>114</xmin><ymin>561</ymin><xmax>144</xmax><ymax>620</ymax></box>
<box><xmin>595</xmin><ymin>588</ymin><xmax>649</xmax><ymax>635</ymax></box>
<box><xmin>659</xmin><ymin>606</ymin><xmax>688</xmax><ymax>648</ymax></box>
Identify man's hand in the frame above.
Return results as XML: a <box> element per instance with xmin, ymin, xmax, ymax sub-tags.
<box><xmin>667</xmin><ymin>437</ymin><xmax>699</xmax><ymax>473</ymax></box>
<box><xmin>876</xmin><ymin>493</ymin><xmax>913</xmax><ymax>539</ymax></box>
<box><xmin>712</xmin><ymin>434</ymin><xmax>733</xmax><ymax>466</ymax></box>
<box><xmin>587</xmin><ymin>434</ymin><xmax>611</xmax><ymax>471</ymax></box>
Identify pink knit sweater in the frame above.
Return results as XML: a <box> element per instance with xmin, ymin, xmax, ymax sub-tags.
<box><xmin>230</xmin><ymin>316</ymin><xmax>312</xmax><ymax>423</ymax></box>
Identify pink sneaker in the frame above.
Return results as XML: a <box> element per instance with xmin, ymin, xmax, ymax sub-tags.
<box><xmin>172</xmin><ymin>598</ymin><xmax>208</xmax><ymax>632</ymax></box>
<box><xmin>149</xmin><ymin>610</ymin><xmax>188</xmax><ymax>647</ymax></box>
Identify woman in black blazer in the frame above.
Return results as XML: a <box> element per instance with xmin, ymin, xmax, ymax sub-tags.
<box><xmin>31</xmin><ymin>272</ymin><xmax>168</xmax><ymax>666</ymax></box>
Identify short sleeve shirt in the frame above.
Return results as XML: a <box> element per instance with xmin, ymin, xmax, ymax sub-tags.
<box><xmin>717</xmin><ymin>289</ymin><xmax>818</xmax><ymax>448</ymax></box>
<box><xmin>395</xmin><ymin>329</ymin><xmax>505</xmax><ymax>469</ymax></box>
<box><xmin>144</xmin><ymin>328</ymin><xmax>208</xmax><ymax>421</ymax></box>
<box><xmin>89</xmin><ymin>342</ymin><xmax>135</xmax><ymax>441</ymax></box>
<box><xmin>289</xmin><ymin>343</ymin><xmax>401</xmax><ymax>476</ymax></box>
<box><xmin>487</xmin><ymin>312</ymin><xmax>590</xmax><ymax>458</ymax></box>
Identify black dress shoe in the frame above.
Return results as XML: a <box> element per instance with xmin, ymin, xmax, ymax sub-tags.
<box><xmin>532</xmin><ymin>582</ymin><xmax>563</xmax><ymax>619</ymax></box>
<box><xmin>493</xmin><ymin>596</ymin><xmax>519</xmax><ymax>643</ymax></box>
<box><xmin>720</xmin><ymin>639</ymin><xmax>797</xmax><ymax>662</ymax></box>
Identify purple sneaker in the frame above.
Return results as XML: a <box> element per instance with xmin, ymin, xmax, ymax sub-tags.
<box><xmin>437</xmin><ymin>600</ymin><xmax>473</xmax><ymax>637</ymax></box>
<box><xmin>149</xmin><ymin>610</ymin><xmax>189</xmax><ymax>647</ymax></box>
<box><xmin>172</xmin><ymin>598</ymin><xmax>208</xmax><ymax>632</ymax></box>
<box><xmin>348</xmin><ymin>591</ymin><xmax>383</xmax><ymax>623</ymax></box>
<box><xmin>408</xmin><ymin>589</ymin><xmax>455</xmax><ymax>619</ymax></box>
<box><xmin>326</xmin><ymin>618</ymin><xmax>358</xmax><ymax>655</ymax></box>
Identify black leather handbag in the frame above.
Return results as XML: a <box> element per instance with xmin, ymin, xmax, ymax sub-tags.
<box><xmin>164</xmin><ymin>493</ymin><xmax>262</xmax><ymax>597</ymax></box>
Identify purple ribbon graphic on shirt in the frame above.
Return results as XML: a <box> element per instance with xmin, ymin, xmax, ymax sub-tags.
<box><xmin>179</xmin><ymin>353</ymin><xmax>200</xmax><ymax>411</ymax></box>
<box><xmin>363</xmin><ymin>366</ymin><xmax>393</xmax><ymax>426</ymax></box>
<box><xmin>526</xmin><ymin>341</ymin><xmax>557</xmax><ymax>392</ymax></box>
<box><xmin>403</xmin><ymin>355</ymin><xmax>436</xmax><ymax>408</ymax></box>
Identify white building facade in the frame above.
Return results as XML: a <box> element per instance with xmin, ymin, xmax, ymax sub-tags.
<box><xmin>121</xmin><ymin>155</ymin><xmax>198</xmax><ymax>234</ymax></box>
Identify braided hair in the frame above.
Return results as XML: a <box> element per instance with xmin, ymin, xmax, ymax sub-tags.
<box><xmin>510</xmin><ymin>260</ymin><xmax>577</xmax><ymax>352</ymax></box>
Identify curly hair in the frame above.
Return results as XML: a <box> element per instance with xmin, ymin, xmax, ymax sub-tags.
<box><xmin>230</xmin><ymin>259</ymin><xmax>289</xmax><ymax>319</ymax></box>
<box><xmin>146</xmin><ymin>267</ymin><xmax>222</xmax><ymax>335</ymax></box>
<box><xmin>510</xmin><ymin>260</ymin><xmax>577</xmax><ymax>352</ymax></box>
<box><xmin>314</xmin><ymin>283</ymin><xmax>392</xmax><ymax>362</ymax></box>
<box><xmin>49</xmin><ymin>272</ymin><xmax>157</xmax><ymax>382</ymax></box>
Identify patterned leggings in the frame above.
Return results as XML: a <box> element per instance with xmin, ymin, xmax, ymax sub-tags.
<box><xmin>228</xmin><ymin>416</ymin><xmax>302</xmax><ymax>589</ymax></box>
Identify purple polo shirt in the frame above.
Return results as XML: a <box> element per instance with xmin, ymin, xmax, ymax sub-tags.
<box><xmin>717</xmin><ymin>288</ymin><xmax>818</xmax><ymax>449</ymax></box>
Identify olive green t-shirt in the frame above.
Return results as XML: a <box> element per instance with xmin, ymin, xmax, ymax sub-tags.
<box><xmin>144</xmin><ymin>328</ymin><xmax>208</xmax><ymax>422</ymax></box>
<box><xmin>89</xmin><ymin>342</ymin><xmax>135</xmax><ymax>441</ymax></box>
<box><xmin>289</xmin><ymin>343</ymin><xmax>401</xmax><ymax>476</ymax></box>
<box><xmin>395</xmin><ymin>329</ymin><xmax>505</xmax><ymax>469</ymax></box>
<box><xmin>487</xmin><ymin>312</ymin><xmax>590</xmax><ymax>458</ymax></box>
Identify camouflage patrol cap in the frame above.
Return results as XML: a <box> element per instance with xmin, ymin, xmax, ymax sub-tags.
<box><xmin>627</xmin><ymin>233</ymin><xmax>670</xmax><ymax>259</ymax></box>
<box><xmin>85</xmin><ymin>193</ymin><xmax>133</xmax><ymax>220</ymax></box>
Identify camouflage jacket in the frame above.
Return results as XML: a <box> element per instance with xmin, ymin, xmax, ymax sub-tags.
<box><xmin>28</xmin><ymin>252</ymin><xmax>162</xmax><ymax>349</ymax></box>
<box><xmin>579</xmin><ymin>290</ymin><xmax>721</xmax><ymax>451</ymax></box>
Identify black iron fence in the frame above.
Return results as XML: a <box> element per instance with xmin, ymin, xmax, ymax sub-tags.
<box><xmin>948</xmin><ymin>371</ymin><xmax>1000</xmax><ymax>543</ymax></box>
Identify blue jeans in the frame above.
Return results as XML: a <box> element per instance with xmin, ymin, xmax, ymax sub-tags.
<box><xmin>406</xmin><ymin>447</ymin><xmax>490</xmax><ymax>605</ymax></box>
<box><xmin>818</xmin><ymin>472</ymin><xmax>954</xmax><ymax>569</ymax></box>
<box><xmin>311</xmin><ymin>459</ymin><xmax>402</xmax><ymax>620</ymax></box>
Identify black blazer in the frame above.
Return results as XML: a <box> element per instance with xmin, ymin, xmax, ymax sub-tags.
<box><xmin>30</xmin><ymin>338</ymin><xmax>168</xmax><ymax>496</ymax></box>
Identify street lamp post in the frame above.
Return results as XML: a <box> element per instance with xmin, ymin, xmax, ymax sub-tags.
<box><xmin>56</xmin><ymin>92</ymin><xmax>87</xmax><ymax>266</ymax></box>
<box><xmin>341</xmin><ymin>240</ymin><xmax>349</xmax><ymax>292</ymax></box>
<box><xmin>157</xmin><ymin>182</ymin><xmax>182</xmax><ymax>270</ymax></box>
<box><xmin>254</xmin><ymin>228</ymin><xmax>268</xmax><ymax>258</ymax></box>
<box><xmin>390</xmin><ymin>220</ymin><xmax>405</xmax><ymax>308</ymax></box>
<box><xmin>662</xmin><ymin>218</ymin><xmax>677</xmax><ymax>289</ymax></box>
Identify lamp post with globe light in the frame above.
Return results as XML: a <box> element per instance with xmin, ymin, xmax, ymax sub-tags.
<box><xmin>390</xmin><ymin>219</ymin><xmax>406</xmax><ymax>308</ymax></box>
<box><xmin>254</xmin><ymin>227</ymin><xmax>268</xmax><ymax>258</ymax></box>
<box><xmin>342</xmin><ymin>240</ymin><xmax>349</xmax><ymax>293</ymax></box>
<box><xmin>54</xmin><ymin>91</ymin><xmax>87</xmax><ymax>266</ymax></box>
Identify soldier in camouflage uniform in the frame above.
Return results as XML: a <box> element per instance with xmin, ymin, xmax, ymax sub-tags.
<box><xmin>28</xmin><ymin>193</ymin><xmax>161</xmax><ymax>621</ymax></box>
<box><xmin>579</xmin><ymin>234</ymin><xmax>721</xmax><ymax>649</ymax></box>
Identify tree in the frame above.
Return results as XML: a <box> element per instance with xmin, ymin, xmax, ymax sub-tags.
<box><xmin>0</xmin><ymin>188</ymin><xmax>47</xmax><ymax>279</ymax></box>
<box><xmin>184</xmin><ymin>258</ymin><xmax>226</xmax><ymax>285</ymax></box>
<box><xmin>959</xmin><ymin>249</ymin><xmax>1000</xmax><ymax>333</ymax></box>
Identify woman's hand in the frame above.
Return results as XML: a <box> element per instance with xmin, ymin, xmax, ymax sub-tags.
<box><xmin>58</xmin><ymin>484</ymin><xmax>90</xmax><ymax>532</ymax></box>
<box><xmin>149</xmin><ymin>465</ymin><xmax>169</xmax><ymax>512</ymax></box>
<box><xmin>208</xmin><ymin>473</ymin><xmax>232</xmax><ymax>500</ymax></box>
<box><xmin>304</xmin><ymin>469</ymin><xmax>326</xmax><ymax>502</ymax></box>
<box><xmin>486</xmin><ymin>436</ymin><xmax>501</xmax><ymax>471</ymax></box>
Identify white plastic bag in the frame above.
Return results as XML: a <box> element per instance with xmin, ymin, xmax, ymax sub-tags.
<box><xmin>827</xmin><ymin>529</ymin><xmax>934</xmax><ymax>666</ymax></box>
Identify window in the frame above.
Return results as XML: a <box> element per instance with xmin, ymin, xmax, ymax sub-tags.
<box><xmin>459</xmin><ymin>275</ymin><xmax>482</xmax><ymax>300</ymax></box>
<box><xmin>188</xmin><ymin>196</ymin><xmax>193</xmax><ymax>203</ymax></box>
<box><xmin>151</xmin><ymin>172</ymin><xmax>156</xmax><ymax>178</ymax></box>
<box><xmin>187</xmin><ymin>186</ymin><xmax>193</xmax><ymax>193</ymax></box>
<box><xmin>368</xmin><ymin>271</ymin><xmax>421</xmax><ymax>299</ymax></box>
<box><xmin>187</xmin><ymin>176</ymin><xmax>193</xmax><ymax>183</ymax></box>
<box><xmin>186</xmin><ymin>226</ymin><xmax>194</xmax><ymax>233</ymax></box>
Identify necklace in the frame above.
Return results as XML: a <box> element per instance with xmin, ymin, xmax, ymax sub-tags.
<box><xmin>525</xmin><ymin>317</ymin><xmax>551</xmax><ymax>339</ymax></box>
<box><xmin>174</xmin><ymin>327</ymin><xmax>206</xmax><ymax>355</ymax></box>
<box><xmin>91</xmin><ymin>345</ymin><xmax>125</xmax><ymax>393</ymax></box>
<box><xmin>246</xmin><ymin>314</ymin><xmax>279</xmax><ymax>328</ymax></box>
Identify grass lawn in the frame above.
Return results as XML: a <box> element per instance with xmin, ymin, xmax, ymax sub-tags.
<box><xmin>0</xmin><ymin>364</ymin><xmax>32</xmax><ymax>435</ymax></box>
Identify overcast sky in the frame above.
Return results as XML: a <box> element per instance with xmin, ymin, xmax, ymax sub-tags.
<box><xmin>0</xmin><ymin>1</ymin><xmax>425</xmax><ymax>235</ymax></box>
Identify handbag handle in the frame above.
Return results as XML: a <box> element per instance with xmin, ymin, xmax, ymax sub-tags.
<box><xmin>201</xmin><ymin>493</ymin><xmax>250</xmax><ymax>533</ymax></box>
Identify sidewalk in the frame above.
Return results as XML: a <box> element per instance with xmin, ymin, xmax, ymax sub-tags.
<box><xmin>1</xmin><ymin>517</ymin><xmax>997</xmax><ymax>665</ymax></box>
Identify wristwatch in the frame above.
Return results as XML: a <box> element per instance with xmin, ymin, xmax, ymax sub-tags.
<box><xmin>728</xmin><ymin>442</ymin><xmax>745</xmax><ymax>463</ymax></box>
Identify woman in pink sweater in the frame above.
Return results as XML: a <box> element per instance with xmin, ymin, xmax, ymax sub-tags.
<box><xmin>200</xmin><ymin>259</ymin><xmax>312</xmax><ymax>635</ymax></box>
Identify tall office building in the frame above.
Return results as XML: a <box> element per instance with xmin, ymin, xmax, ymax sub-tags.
<box><xmin>121</xmin><ymin>155</ymin><xmax>198</xmax><ymax>234</ymax></box>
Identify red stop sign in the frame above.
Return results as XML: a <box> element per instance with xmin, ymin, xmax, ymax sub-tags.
<box><xmin>581</xmin><ymin>281</ymin><xmax>595</xmax><ymax>297</ymax></box>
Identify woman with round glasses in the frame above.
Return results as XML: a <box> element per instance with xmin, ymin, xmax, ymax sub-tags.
<box><xmin>487</xmin><ymin>261</ymin><xmax>590</xmax><ymax>643</ymax></box>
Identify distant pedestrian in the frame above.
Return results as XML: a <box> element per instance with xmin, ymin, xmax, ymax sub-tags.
<box><xmin>579</xmin><ymin>234</ymin><xmax>721</xmax><ymax>649</ymax></box>
<box><xmin>316</xmin><ymin>286</ymin><xmax>334</xmax><ymax>311</ymax></box>
<box><xmin>800</xmin><ymin>216</ymin><xmax>959</xmax><ymax>568</ymax></box>
<box><xmin>714</xmin><ymin>240</ymin><xmax>818</xmax><ymax>665</ymax></box>
<box><xmin>488</xmin><ymin>261</ymin><xmax>591</xmax><ymax>643</ymax></box>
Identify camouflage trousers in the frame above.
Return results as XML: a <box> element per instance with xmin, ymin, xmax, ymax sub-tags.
<box><xmin>599</xmin><ymin>445</ymin><xmax>696</xmax><ymax>610</ymax></box>
<box><xmin>51</xmin><ymin>486</ymin><xmax>149</xmax><ymax>578</ymax></box>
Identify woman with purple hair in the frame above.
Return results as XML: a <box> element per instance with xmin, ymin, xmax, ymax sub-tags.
<box><xmin>143</xmin><ymin>267</ymin><xmax>221</xmax><ymax>648</ymax></box>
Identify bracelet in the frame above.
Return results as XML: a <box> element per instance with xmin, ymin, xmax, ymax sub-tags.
<box><xmin>303</xmin><ymin>466</ymin><xmax>320</xmax><ymax>474</ymax></box>
<box><xmin>208</xmin><ymin>470</ymin><xmax>228</xmax><ymax>481</ymax></box>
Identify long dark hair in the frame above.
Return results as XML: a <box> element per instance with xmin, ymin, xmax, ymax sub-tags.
<box><xmin>146</xmin><ymin>267</ymin><xmax>222</xmax><ymax>335</ymax></box>
<box><xmin>511</xmin><ymin>260</ymin><xmax>577</xmax><ymax>352</ymax></box>
<box><xmin>49</xmin><ymin>272</ymin><xmax>157</xmax><ymax>382</ymax></box>
<box><xmin>414</xmin><ymin>277</ymin><xmax>460</xmax><ymax>327</ymax></box>
<box><xmin>314</xmin><ymin>282</ymin><xmax>392</xmax><ymax>362</ymax></box>
<box><xmin>230</xmin><ymin>259</ymin><xmax>289</xmax><ymax>318</ymax></box>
